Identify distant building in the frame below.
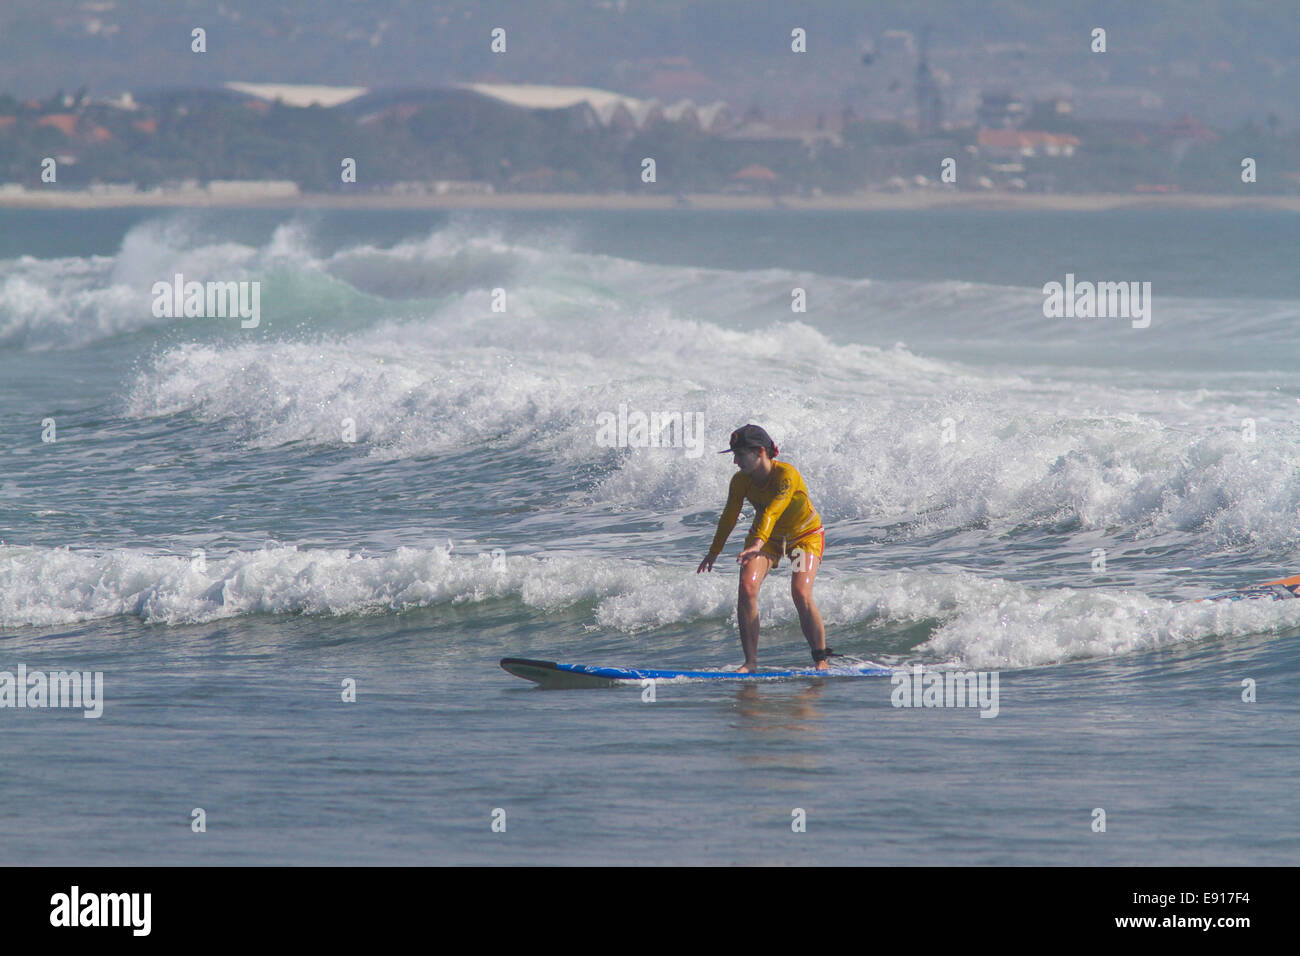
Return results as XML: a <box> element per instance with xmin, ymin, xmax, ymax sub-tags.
<box><xmin>31</xmin><ymin>113</ymin><xmax>114</xmax><ymax>142</ymax></box>
<box><xmin>724</xmin><ymin>113</ymin><xmax>845</xmax><ymax>156</ymax></box>
<box><xmin>1035</xmin><ymin>96</ymin><xmax>1074</xmax><ymax>117</ymax></box>
<box><xmin>977</xmin><ymin>129</ymin><xmax>1080</xmax><ymax>158</ymax></box>
<box><xmin>37</xmin><ymin>114</ymin><xmax>79</xmax><ymax>136</ymax></box>
<box><xmin>1077</xmin><ymin>87</ymin><xmax>1164</xmax><ymax>117</ymax></box>
<box><xmin>453</xmin><ymin>82</ymin><xmax>731</xmax><ymax>133</ymax></box>
<box><xmin>730</xmin><ymin>164</ymin><xmax>779</xmax><ymax>191</ymax></box>
<box><xmin>223</xmin><ymin>82</ymin><xmax>370</xmax><ymax>109</ymax></box>
<box><xmin>89</xmin><ymin>91</ymin><xmax>140</xmax><ymax>112</ymax></box>
<box><xmin>187</xmin><ymin>82</ymin><xmax>735</xmax><ymax>135</ymax></box>
<box><xmin>977</xmin><ymin>92</ymin><xmax>1028</xmax><ymax>129</ymax></box>
<box><xmin>1083</xmin><ymin>119</ymin><xmax>1160</xmax><ymax>147</ymax></box>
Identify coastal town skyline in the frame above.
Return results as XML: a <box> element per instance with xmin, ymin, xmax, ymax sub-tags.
<box><xmin>1</xmin><ymin>1</ymin><xmax>1297</xmax><ymax>203</ymax></box>
<box><xmin>2</xmin><ymin>75</ymin><xmax>1295</xmax><ymax>205</ymax></box>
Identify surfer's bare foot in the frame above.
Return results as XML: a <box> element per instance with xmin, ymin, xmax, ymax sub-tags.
<box><xmin>736</xmin><ymin>663</ymin><xmax>756</xmax><ymax>673</ymax></box>
<box><xmin>815</xmin><ymin>659</ymin><xmax>830</xmax><ymax>670</ymax></box>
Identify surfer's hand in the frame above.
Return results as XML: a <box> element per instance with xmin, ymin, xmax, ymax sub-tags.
<box><xmin>697</xmin><ymin>554</ymin><xmax>716</xmax><ymax>573</ymax></box>
<box><xmin>737</xmin><ymin>541</ymin><xmax>764</xmax><ymax>564</ymax></box>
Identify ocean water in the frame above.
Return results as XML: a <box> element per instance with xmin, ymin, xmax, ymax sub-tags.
<box><xmin>2</xmin><ymin>207</ymin><xmax>1299</xmax><ymax>865</ymax></box>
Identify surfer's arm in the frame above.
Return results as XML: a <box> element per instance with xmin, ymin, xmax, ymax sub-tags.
<box><xmin>707</xmin><ymin>476</ymin><xmax>746</xmax><ymax>556</ymax></box>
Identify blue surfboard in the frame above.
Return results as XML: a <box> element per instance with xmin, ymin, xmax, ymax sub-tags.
<box><xmin>500</xmin><ymin>657</ymin><xmax>892</xmax><ymax>689</ymax></box>
<box><xmin>504</xmin><ymin>572</ymin><xmax>1300</xmax><ymax>687</ymax></box>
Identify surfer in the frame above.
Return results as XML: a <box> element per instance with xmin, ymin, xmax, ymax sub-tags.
<box><xmin>696</xmin><ymin>424</ymin><xmax>831</xmax><ymax>672</ymax></box>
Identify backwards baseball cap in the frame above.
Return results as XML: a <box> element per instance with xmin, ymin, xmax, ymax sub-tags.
<box><xmin>718</xmin><ymin>424</ymin><xmax>778</xmax><ymax>457</ymax></box>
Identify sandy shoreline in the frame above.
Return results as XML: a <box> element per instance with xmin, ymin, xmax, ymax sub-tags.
<box><xmin>2</xmin><ymin>190</ymin><xmax>1298</xmax><ymax>212</ymax></box>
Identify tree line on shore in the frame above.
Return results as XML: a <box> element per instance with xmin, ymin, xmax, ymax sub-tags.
<box><xmin>1</xmin><ymin>89</ymin><xmax>1296</xmax><ymax>195</ymax></box>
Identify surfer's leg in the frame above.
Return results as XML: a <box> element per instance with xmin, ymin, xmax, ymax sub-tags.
<box><xmin>737</xmin><ymin>553</ymin><xmax>772</xmax><ymax>672</ymax></box>
<box><xmin>791</xmin><ymin>546</ymin><xmax>827</xmax><ymax>668</ymax></box>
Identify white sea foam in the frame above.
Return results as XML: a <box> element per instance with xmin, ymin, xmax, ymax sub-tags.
<box><xmin>0</xmin><ymin>220</ymin><xmax>267</xmax><ymax>349</ymax></box>
<box><xmin>4</xmin><ymin>544</ymin><xmax>1299</xmax><ymax>668</ymax></box>
<box><xmin>12</xmin><ymin>217</ymin><xmax>1300</xmax><ymax>578</ymax></box>
<box><xmin>6</xmin><ymin>214</ymin><xmax>1299</xmax><ymax>360</ymax></box>
<box><xmin>121</xmin><ymin>293</ymin><xmax>1300</xmax><ymax>550</ymax></box>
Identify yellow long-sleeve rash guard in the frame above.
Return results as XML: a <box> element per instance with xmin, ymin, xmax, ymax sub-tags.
<box><xmin>708</xmin><ymin>461</ymin><xmax>822</xmax><ymax>556</ymax></box>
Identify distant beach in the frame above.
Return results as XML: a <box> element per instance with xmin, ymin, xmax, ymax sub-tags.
<box><xmin>3</xmin><ymin>189</ymin><xmax>1298</xmax><ymax>212</ymax></box>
